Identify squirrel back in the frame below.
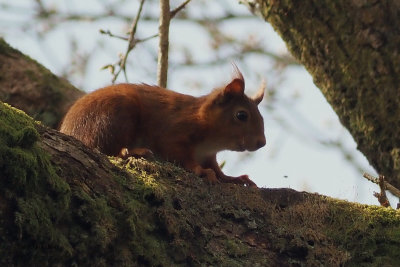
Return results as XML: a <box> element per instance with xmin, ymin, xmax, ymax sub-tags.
<box><xmin>60</xmin><ymin>67</ymin><xmax>266</xmax><ymax>187</ymax></box>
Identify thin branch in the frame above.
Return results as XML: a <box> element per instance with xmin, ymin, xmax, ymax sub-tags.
<box><xmin>157</xmin><ymin>0</ymin><xmax>171</xmax><ymax>88</ymax></box>
<box><xmin>170</xmin><ymin>0</ymin><xmax>191</xmax><ymax>19</ymax></box>
<box><xmin>111</xmin><ymin>0</ymin><xmax>146</xmax><ymax>83</ymax></box>
<box><xmin>363</xmin><ymin>172</ymin><xmax>400</xmax><ymax>198</ymax></box>
<box><xmin>34</xmin><ymin>0</ymin><xmax>46</xmax><ymax>13</ymax></box>
<box><xmin>139</xmin><ymin>33</ymin><xmax>159</xmax><ymax>43</ymax></box>
<box><xmin>373</xmin><ymin>175</ymin><xmax>391</xmax><ymax>207</ymax></box>
<box><xmin>128</xmin><ymin>1</ymin><xmax>145</xmax><ymax>48</ymax></box>
<box><xmin>102</xmin><ymin>0</ymin><xmax>190</xmax><ymax>85</ymax></box>
<box><xmin>99</xmin><ymin>29</ymin><xmax>128</xmax><ymax>41</ymax></box>
<box><xmin>100</xmin><ymin>30</ymin><xmax>158</xmax><ymax>43</ymax></box>
<box><xmin>170</xmin><ymin>50</ymin><xmax>297</xmax><ymax>70</ymax></box>
<box><xmin>363</xmin><ymin>172</ymin><xmax>400</xmax><ymax>209</ymax></box>
<box><xmin>35</xmin><ymin>10</ymin><xmax>253</xmax><ymax>25</ymax></box>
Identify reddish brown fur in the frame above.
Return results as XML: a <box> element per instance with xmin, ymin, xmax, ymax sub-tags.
<box><xmin>60</xmin><ymin>68</ymin><xmax>266</xmax><ymax>187</ymax></box>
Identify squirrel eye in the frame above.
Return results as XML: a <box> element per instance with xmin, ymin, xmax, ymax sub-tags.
<box><xmin>236</xmin><ymin>110</ymin><xmax>248</xmax><ymax>122</ymax></box>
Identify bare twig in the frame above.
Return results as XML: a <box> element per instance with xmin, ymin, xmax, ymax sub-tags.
<box><xmin>363</xmin><ymin>172</ymin><xmax>400</xmax><ymax>208</ymax></box>
<box><xmin>100</xmin><ymin>30</ymin><xmax>157</xmax><ymax>43</ymax></box>
<box><xmin>157</xmin><ymin>0</ymin><xmax>171</xmax><ymax>88</ymax></box>
<box><xmin>170</xmin><ymin>0</ymin><xmax>191</xmax><ymax>19</ymax></box>
<box><xmin>363</xmin><ymin>172</ymin><xmax>400</xmax><ymax>198</ymax></box>
<box><xmin>139</xmin><ymin>33</ymin><xmax>159</xmax><ymax>43</ymax></box>
<box><xmin>111</xmin><ymin>0</ymin><xmax>146</xmax><ymax>83</ymax></box>
<box><xmin>373</xmin><ymin>175</ymin><xmax>391</xmax><ymax>207</ymax></box>
<box><xmin>101</xmin><ymin>0</ymin><xmax>191</xmax><ymax>85</ymax></box>
<box><xmin>99</xmin><ymin>29</ymin><xmax>128</xmax><ymax>41</ymax></box>
<box><xmin>30</xmin><ymin>6</ymin><xmax>253</xmax><ymax>25</ymax></box>
<box><xmin>34</xmin><ymin>0</ymin><xmax>46</xmax><ymax>14</ymax></box>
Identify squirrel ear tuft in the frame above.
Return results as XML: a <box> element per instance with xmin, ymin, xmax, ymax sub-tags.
<box><xmin>252</xmin><ymin>79</ymin><xmax>266</xmax><ymax>105</ymax></box>
<box><xmin>224</xmin><ymin>63</ymin><xmax>245</xmax><ymax>96</ymax></box>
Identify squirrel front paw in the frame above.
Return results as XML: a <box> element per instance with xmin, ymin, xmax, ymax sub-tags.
<box><xmin>236</xmin><ymin>175</ymin><xmax>257</xmax><ymax>188</ymax></box>
<box><xmin>219</xmin><ymin>174</ymin><xmax>257</xmax><ymax>188</ymax></box>
<box><xmin>119</xmin><ymin>147</ymin><xmax>154</xmax><ymax>159</ymax></box>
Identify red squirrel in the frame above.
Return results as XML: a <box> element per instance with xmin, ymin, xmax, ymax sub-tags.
<box><xmin>60</xmin><ymin>66</ymin><xmax>266</xmax><ymax>187</ymax></box>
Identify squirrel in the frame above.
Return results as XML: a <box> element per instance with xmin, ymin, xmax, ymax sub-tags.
<box><xmin>60</xmin><ymin>66</ymin><xmax>266</xmax><ymax>187</ymax></box>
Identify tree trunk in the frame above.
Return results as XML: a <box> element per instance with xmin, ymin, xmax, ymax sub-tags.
<box><xmin>0</xmin><ymin>38</ymin><xmax>84</xmax><ymax>128</ymax></box>
<box><xmin>244</xmin><ymin>0</ymin><xmax>400</xmax><ymax>187</ymax></box>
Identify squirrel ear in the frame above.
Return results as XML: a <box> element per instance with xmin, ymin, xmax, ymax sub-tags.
<box><xmin>224</xmin><ymin>63</ymin><xmax>245</xmax><ymax>96</ymax></box>
<box><xmin>224</xmin><ymin>78</ymin><xmax>245</xmax><ymax>96</ymax></box>
<box><xmin>252</xmin><ymin>79</ymin><xmax>266</xmax><ymax>105</ymax></box>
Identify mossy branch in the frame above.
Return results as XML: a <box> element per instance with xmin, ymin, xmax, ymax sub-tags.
<box><xmin>0</xmin><ymin>38</ymin><xmax>84</xmax><ymax>128</ymax></box>
<box><xmin>243</xmin><ymin>0</ymin><xmax>400</xmax><ymax>188</ymax></box>
<box><xmin>2</xmin><ymin>99</ymin><xmax>400</xmax><ymax>266</ymax></box>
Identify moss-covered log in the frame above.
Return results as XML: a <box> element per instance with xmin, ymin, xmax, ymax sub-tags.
<box><xmin>0</xmin><ymin>38</ymin><xmax>84</xmax><ymax>128</ymax></box>
<box><xmin>242</xmin><ymin>1</ymin><xmax>400</xmax><ymax>187</ymax></box>
<box><xmin>1</xmin><ymin>101</ymin><xmax>400</xmax><ymax>266</ymax></box>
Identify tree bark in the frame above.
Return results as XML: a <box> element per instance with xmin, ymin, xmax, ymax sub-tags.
<box><xmin>244</xmin><ymin>0</ymin><xmax>400</xmax><ymax>187</ymax></box>
<box><xmin>0</xmin><ymin>38</ymin><xmax>84</xmax><ymax>128</ymax></box>
<box><xmin>157</xmin><ymin>0</ymin><xmax>171</xmax><ymax>88</ymax></box>
<box><xmin>1</xmin><ymin>99</ymin><xmax>400</xmax><ymax>266</ymax></box>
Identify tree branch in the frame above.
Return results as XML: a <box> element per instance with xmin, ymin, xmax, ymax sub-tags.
<box><xmin>363</xmin><ymin>172</ymin><xmax>400</xmax><ymax>200</ymax></box>
<box><xmin>244</xmin><ymin>0</ymin><xmax>400</xmax><ymax>188</ymax></box>
<box><xmin>0</xmin><ymin>38</ymin><xmax>84</xmax><ymax>128</ymax></box>
<box><xmin>170</xmin><ymin>0</ymin><xmax>191</xmax><ymax>19</ymax></box>
<box><xmin>111</xmin><ymin>0</ymin><xmax>146</xmax><ymax>83</ymax></box>
<box><xmin>99</xmin><ymin>29</ymin><xmax>128</xmax><ymax>41</ymax></box>
<box><xmin>157</xmin><ymin>0</ymin><xmax>171</xmax><ymax>88</ymax></box>
<box><xmin>373</xmin><ymin>175</ymin><xmax>391</xmax><ymax>208</ymax></box>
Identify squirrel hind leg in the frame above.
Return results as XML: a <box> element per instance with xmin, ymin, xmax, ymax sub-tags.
<box><xmin>200</xmin><ymin>168</ymin><xmax>220</xmax><ymax>184</ymax></box>
<box><xmin>118</xmin><ymin>147</ymin><xmax>155</xmax><ymax>160</ymax></box>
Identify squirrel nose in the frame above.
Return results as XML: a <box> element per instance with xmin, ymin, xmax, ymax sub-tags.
<box><xmin>256</xmin><ymin>137</ymin><xmax>266</xmax><ymax>149</ymax></box>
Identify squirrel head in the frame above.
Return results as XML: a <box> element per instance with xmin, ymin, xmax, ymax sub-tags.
<box><xmin>201</xmin><ymin>65</ymin><xmax>266</xmax><ymax>152</ymax></box>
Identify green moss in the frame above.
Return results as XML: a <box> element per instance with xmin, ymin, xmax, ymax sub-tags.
<box><xmin>225</xmin><ymin>239</ymin><xmax>249</xmax><ymax>258</ymax></box>
<box><xmin>2</xmin><ymin>101</ymin><xmax>400</xmax><ymax>266</ymax></box>
<box><xmin>391</xmin><ymin>148</ymin><xmax>400</xmax><ymax>173</ymax></box>
<box><xmin>16</xmin><ymin>126</ymin><xmax>40</xmax><ymax>148</ymax></box>
<box><xmin>0</xmin><ymin>102</ymin><xmax>193</xmax><ymax>265</ymax></box>
<box><xmin>110</xmin><ymin>158</ymin><xmax>177</xmax><ymax>266</ymax></box>
<box><xmin>0</xmin><ymin>38</ymin><xmax>18</xmax><ymax>57</ymax></box>
<box><xmin>325</xmin><ymin>200</ymin><xmax>400</xmax><ymax>266</ymax></box>
<box><xmin>24</xmin><ymin>69</ymin><xmax>39</xmax><ymax>82</ymax></box>
<box><xmin>0</xmin><ymin>102</ymin><xmax>72</xmax><ymax>265</ymax></box>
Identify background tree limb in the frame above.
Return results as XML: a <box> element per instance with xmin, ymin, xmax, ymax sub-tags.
<box><xmin>0</xmin><ymin>38</ymin><xmax>84</xmax><ymax>128</ymax></box>
<box><xmin>243</xmin><ymin>0</ymin><xmax>400</xmax><ymax>187</ymax></box>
